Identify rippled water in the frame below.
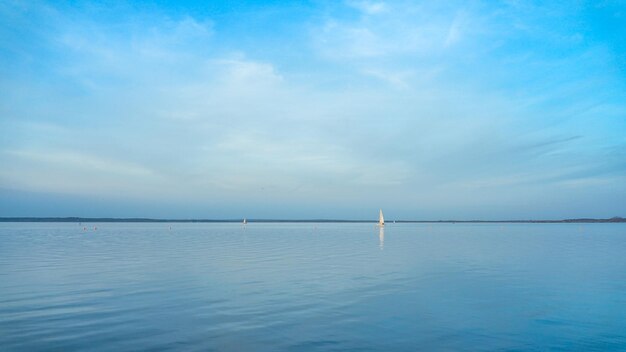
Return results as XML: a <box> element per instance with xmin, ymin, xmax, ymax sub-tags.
<box><xmin>1</xmin><ymin>222</ymin><xmax>625</xmax><ymax>351</ymax></box>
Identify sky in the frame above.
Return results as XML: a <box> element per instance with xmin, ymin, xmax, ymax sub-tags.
<box><xmin>0</xmin><ymin>0</ymin><xmax>625</xmax><ymax>220</ymax></box>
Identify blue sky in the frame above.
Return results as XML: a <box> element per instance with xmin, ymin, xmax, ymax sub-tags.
<box><xmin>1</xmin><ymin>0</ymin><xmax>625</xmax><ymax>219</ymax></box>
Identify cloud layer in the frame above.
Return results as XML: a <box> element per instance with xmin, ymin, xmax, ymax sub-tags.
<box><xmin>1</xmin><ymin>1</ymin><xmax>625</xmax><ymax>219</ymax></box>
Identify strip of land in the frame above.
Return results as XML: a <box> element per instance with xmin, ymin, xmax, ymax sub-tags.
<box><xmin>0</xmin><ymin>217</ymin><xmax>624</xmax><ymax>223</ymax></box>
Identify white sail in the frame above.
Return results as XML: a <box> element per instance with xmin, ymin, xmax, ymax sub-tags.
<box><xmin>379</xmin><ymin>209</ymin><xmax>385</xmax><ymax>226</ymax></box>
<box><xmin>243</xmin><ymin>218</ymin><xmax>247</xmax><ymax>225</ymax></box>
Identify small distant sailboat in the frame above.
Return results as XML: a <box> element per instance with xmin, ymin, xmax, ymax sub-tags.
<box><xmin>243</xmin><ymin>218</ymin><xmax>247</xmax><ymax>225</ymax></box>
<box><xmin>378</xmin><ymin>209</ymin><xmax>385</xmax><ymax>227</ymax></box>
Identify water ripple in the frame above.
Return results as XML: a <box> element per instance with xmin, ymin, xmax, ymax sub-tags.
<box><xmin>0</xmin><ymin>222</ymin><xmax>625</xmax><ymax>351</ymax></box>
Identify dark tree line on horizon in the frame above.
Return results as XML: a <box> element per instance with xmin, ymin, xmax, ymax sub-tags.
<box><xmin>0</xmin><ymin>217</ymin><xmax>624</xmax><ymax>223</ymax></box>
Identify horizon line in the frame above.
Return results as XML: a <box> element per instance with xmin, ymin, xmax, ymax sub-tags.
<box><xmin>0</xmin><ymin>216</ymin><xmax>624</xmax><ymax>223</ymax></box>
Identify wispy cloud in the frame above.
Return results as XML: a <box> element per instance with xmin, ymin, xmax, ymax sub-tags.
<box><xmin>346</xmin><ymin>1</ymin><xmax>388</xmax><ymax>15</ymax></box>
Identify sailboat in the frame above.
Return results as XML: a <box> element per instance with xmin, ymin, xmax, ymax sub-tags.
<box><xmin>378</xmin><ymin>209</ymin><xmax>385</xmax><ymax>227</ymax></box>
<box><xmin>243</xmin><ymin>218</ymin><xmax>247</xmax><ymax>225</ymax></box>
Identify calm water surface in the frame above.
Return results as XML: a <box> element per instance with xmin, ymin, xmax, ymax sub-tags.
<box><xmin>1</xmin><ymin>222</ymin><xmax>625</xmax><ymax>351</ymax></box>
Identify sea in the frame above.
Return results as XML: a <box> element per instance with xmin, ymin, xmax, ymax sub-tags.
<box><xmin>1</xmin><ymin>222</ymin><xmax>625</xmax><ymax>351</ymax></box>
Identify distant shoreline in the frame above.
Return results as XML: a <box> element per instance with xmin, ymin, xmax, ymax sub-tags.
<box><xmin>0</xmin><ymin>217</ymin><xmax>624</xmax><ymax>223</ymax></box>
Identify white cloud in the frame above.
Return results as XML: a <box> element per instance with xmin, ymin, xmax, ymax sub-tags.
<box><xmin>312</xmin><ymin>3</ymin><xmax>468</xmax><ymax>61</ymax></box>
<box><xmin>444</xmin><ymin>12</ymin><xmax>465</xmax><ymax>47</ymax></box>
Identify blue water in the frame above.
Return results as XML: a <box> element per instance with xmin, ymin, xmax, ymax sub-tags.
<box><xmin>1</xmin><ymin>222</ymin><xmax>625</xmax><ymax>351</ymax></box>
